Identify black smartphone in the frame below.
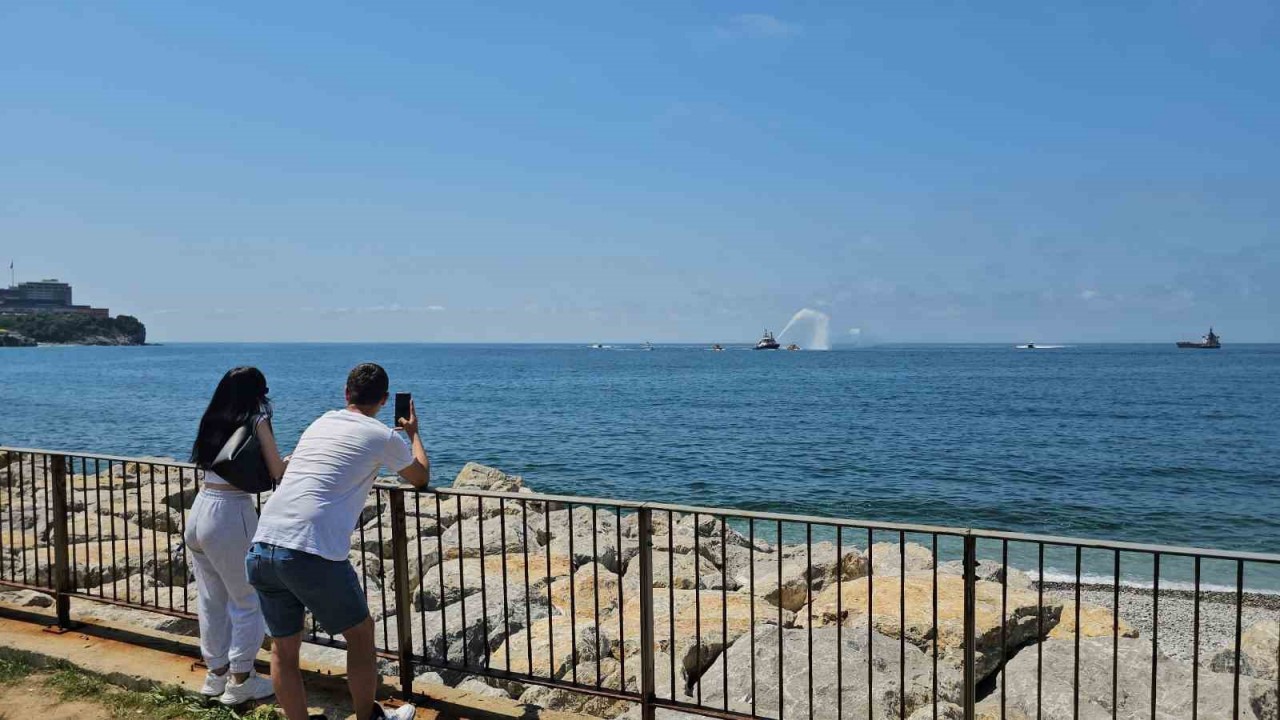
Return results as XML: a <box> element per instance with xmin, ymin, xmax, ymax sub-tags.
<box><xmin>394</xmin><ymin>392</ymin><xmax>412</xmax><ymax>426</ymax></box>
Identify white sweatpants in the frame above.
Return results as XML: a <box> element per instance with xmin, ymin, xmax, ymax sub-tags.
<box><xmin>185</xmin><ymin>487</ymin><xmax>265</xmax><ymax>673</ymax></box>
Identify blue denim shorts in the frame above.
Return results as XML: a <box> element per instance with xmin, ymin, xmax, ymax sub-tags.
<box><xmin>245</xmin><ymin>542</ymin><xmax>368</xmax><ymax>638</ymax></box>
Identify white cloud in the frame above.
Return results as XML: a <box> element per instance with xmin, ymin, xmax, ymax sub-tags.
<box><xmin>1080</xmin><ymin>289</ymin><xmax>1099</xmax><ymax>300</ymax></box>
<box><xmin>717</xmin><ymin>13</ymin><xmax>800</xmax><ymax>39</ymax></box>
<box><xmin>848</xmin><ymin>327</ymin><xmax>861</xmax><ymax>335</ymax></box>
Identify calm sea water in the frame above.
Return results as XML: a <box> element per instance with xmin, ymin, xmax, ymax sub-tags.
<box><xmin>2</xmin><ymin>343</ymin><xmax>1278</xmax><ymax>586</ymax></box>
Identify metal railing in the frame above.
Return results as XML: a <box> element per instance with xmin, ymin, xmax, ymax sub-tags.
<box><xmin>1</xmin><ymin>446</ymin><xmax>1278</xmax><ymax>720</ymax></box>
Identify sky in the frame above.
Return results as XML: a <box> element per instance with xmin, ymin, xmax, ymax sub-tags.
<box><xmin>2</xmin><ymin>2</ymin><xmax>1277</xmax><ymax>343</ymax></box>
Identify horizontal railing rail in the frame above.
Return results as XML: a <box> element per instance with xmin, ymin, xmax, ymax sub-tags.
<box><xmin>3</xmin><ymin>445</ymin><xmax>1279</xmax><ymax>720</ymax></box>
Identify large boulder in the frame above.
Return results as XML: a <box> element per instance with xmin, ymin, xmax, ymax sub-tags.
<box><xmin>732</xmin><ymin>541</ymin><xmax>865</xmax><ymax>612</ymax></box>
<box><xmin>1212</xmin><ymin>621</ymin><xmax>1279</xmax><ymax>681</ymax></box>
<box><xmin>695</xmin><ymin>623</ymin><xmax>963</xmax><ymax>720</ymax></box>
<box><xmin>415</xmin><ymin>586</ymin><xmax>551</xmax><ymax>670</ymax></box>
<box><xmin>453</xmin><ymin>463</ymin><xmax>524</xmax><ymax>493</ymax></box>
<box><xmin>549</xmin><ymin>563</ymin><xmax>622</xmax><ymax>619</ymax></box>
<box><xmin>800</xmin><ymin>572</ymin><xmax>1062</xmax><ymax>682</ymax></box>
<box><xmin>623</xmin><ymin>549</ymin><xmax>737</xmax><ymax>591</ymax></box>
<box><xmin>867</xmin><ymin>542</ymin><xmax>935</xmax><ymax>576</ymax></box>
<box><xmin>986</xmin><ymin>637</ymin><xmax>1278</xmax><ymax>720</ymax></box>
<box><xmin>415</xmin><ymin>551</ymin><xmax>571</xmax><ymax>611</ymax></box>
<box><xmin>1047</xmin><ymin>601</ymin><xmax>1137</xmax><ymax>641</ymax></box>
<box><xmin>491</xmin><ymin>617</ymin><xmax>608</xmax><ymax>679</ymax></box>
<box><xmin>544</xmin><ymin>507</ymin><xmax>639</xmax><ymax>574</ymax></box>
<box><xmin>439</xmin><ymin>511</ymin><xmax>547</xmax><ymax>560</ymax></box>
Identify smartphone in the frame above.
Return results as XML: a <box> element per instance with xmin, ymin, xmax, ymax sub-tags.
<box><xmin>394</xmin><ymin>392</ymin><xmax>412</xmax><ymax>426</ymax></box>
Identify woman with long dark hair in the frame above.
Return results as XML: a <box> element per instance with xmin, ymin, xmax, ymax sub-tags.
<box><xmin>188</xmin><ymin>366</ymin><xmax>286</xmax><ymax>706</ymax></box>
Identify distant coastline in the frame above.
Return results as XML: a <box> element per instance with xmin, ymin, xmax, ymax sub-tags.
<box><xmin>0</xmin><ymin>313</ymin><xmax>147</xmax><ymax>346</ymax></box>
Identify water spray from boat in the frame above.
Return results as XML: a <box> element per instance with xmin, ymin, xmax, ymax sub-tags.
<box><xmin>777</xmin><ymin>308</ymin><xmax>831</xmax><ymax>350</ymax></box>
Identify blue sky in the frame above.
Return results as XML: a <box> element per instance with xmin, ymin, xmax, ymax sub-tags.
<box><xmin>2</xmin><ymin>2</ymin><xmax>1277</xmax><ymax>343</ymax></box>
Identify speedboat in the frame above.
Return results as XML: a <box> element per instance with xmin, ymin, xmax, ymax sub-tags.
<box><xmin>711</xmin><ymin>344</ymin><xmax>724</xmax><ymax>352</ymax></box>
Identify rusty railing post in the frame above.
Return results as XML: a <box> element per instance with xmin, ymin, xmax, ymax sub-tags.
<box><xmin>389</xmin><ymin>487</ymin><xmax>416</xmax><ymax>699</ymax></box>
<box><xmin>962</xmin><ymin>533</ymin><xmax>977</xmax><ymax>719</ymax></box>
<box><xmin>49</xmin><ymin>454</ymin><xmax>74</xmax><ymax>630</ymax></box>
<box><xmin>638</xmin><ymin>506</ymin><xmax>656</xmax><ymax>720</ymax></box>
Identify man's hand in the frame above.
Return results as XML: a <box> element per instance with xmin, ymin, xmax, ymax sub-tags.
<box><xmin>396</xmin><ymin>398</ymin><xmax>420</xmax><ymax>438</ymax></box>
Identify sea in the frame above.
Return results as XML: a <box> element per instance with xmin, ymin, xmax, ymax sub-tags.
<box><xmin>2</xmin><ymin>342</ymin><xmax>1278</xmax><ymax>590</ymax></box>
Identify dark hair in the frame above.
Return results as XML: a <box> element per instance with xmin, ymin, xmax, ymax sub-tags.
<box><xmin>190</xmin><ymin>367</ymin><xmax>271</xmax><ymax>468</ymax></box>
<box><xmin>346</xmin><ymin>363</ymin><xmax>389</xmax><ymax>406</ymax></box>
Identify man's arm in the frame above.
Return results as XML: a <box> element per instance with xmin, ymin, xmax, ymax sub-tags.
<box><xmin>396</xmin><ymin>398</ymin><xmax>430</xmax><ymax>488</ymax></box>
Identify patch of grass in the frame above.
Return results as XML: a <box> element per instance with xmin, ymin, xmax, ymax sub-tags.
<box><xmin>37</xmin><ymin>662</ymin><xmax>285</xmax><ymax>719</ymax></box>
<box><xmin>0</xmin><ymin>655</ymin><xmax>35</xmax><ymax>684</ymax></box>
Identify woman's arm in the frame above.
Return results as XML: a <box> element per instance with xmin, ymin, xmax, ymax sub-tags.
<box><xmin>256</xmin><ymin>418</ymin><xmax>288</xmax><ymax>481</ymax></box>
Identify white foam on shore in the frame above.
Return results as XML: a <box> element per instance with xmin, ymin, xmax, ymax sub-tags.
<box><xmin>1033</xmin><ymin>568</ymin><xmax>1280</xmax><ymax>596</ymax></box>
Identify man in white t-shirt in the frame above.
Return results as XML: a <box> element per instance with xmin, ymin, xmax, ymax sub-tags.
<box><xmin>248</xmin><ymin>363</ymin><xmax>429</xmax><ymax>720</ymax></box>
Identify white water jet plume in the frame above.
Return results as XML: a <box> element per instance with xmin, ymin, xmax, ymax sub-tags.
<box><xmin>778</xmin><ymin>308</ymin><xmax>830</xmax><ymax>350</ymax></box>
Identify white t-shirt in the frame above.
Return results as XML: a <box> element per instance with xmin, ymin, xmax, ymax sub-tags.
<box><xmin>254</xmin><ymin>409</ymin><xmax>414</xmax><ymax>560</ymax></box>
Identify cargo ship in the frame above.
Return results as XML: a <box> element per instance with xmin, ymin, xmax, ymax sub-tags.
<box><xmin>1176</xmin><ymin>327</ymin><xmax>1220</xmax><ymax>349</ymax></box>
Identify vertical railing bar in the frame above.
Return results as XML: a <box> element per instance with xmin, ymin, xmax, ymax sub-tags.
<box><xmin>866</xmin><ymin>528</ymin><xmax>873</xmax><ymax>720</ymax></box>
<box><xmin>478</xmin><ymin>497</ymin><xmax>490</xmax><ymax>669</ymax></box>
<box><xmin>4</xmin><ymin>452</ymin><xmax>15</xmax><ymax>583</ymax></box>
<box><xmin>43</xmin><ymin>455</ymin><xmax>52</xmax><ymax>588</ymax></box>
<box><xmin>499</xmin><ymin>497</ymin><xmax>511</xmax><ymax>672</ymax></box>
<box><xmin>1232</xmin><ymin>560</ymin><xmax>1243</xmax><ymax>720</ymax></box>
<box><xmin>149</xmin><ymin>464</ymin><xmax>160</xmax><ymax>608</ymax></box>
<box><xmin>618</xmin><ymin>505</ymin><xmax>626</xmax><ymax>691</ymax></box>
<box><xmin>456</xmin><ymin>494</ymin><xmax>468</xmax><ymax>669</ymax></box>
<box><xmin>779</xmin><ymin>520</ymin><xmax>785</xmax><ymax>720</ymax></box>
<box><xmin>567</xmin><ymin>504</ymin><xmax>579</xmax><ymax>684</ymax></box>
<box><xmin>806</xmin><ymin>523</ymin><xmax>813</xmax><ymax>720</ymax></box>
<box><xmin>1074</xmin><ymin>546</ymin><xmax>1081</xmax><ymax>720</ymax></box>
<box><xmin>51</xmin><ymin>454</ymin><xmax>72</xmax><ymax>628</ymax></box>
<box><xmin>180</xmin><ymin>463</ymin><xmax>190</xmax><ymax>613</ymax></box>
<box><xmin>694</xmin><ymin>512</ymin><xmax>702</xmax><ymax>705</ymax></box>
<box><xmin>389</xmin><ymin>489</ymin><xmax>415</xmax><ymax>698</ymax></box>
<box><xmin>899</xmin><ymin>530</ymin><xmax>906</xmax><ymax>720</ymax></box>
<box><xmin>543</xmin><ymin>501</ymin><xmax>553</xmax><ymax>680</ymax></box>
<box><xmin>592</xmin><ymin>508</ymin><xmax>602</xmax><ymax>688</ymax></box>
<box><xmin>638</xmin><ymin>506</ymin><xmax>656</xmax><ymax>720</ymax></box>
<box><xmin>1111</xmin><ymin>550</ymin><xmax>1119</xmax><ymax>720</ymax></box>
<box><xmin>377</xmin><ymin>491</ymin><xmax>391</xmax><ymax>651</ymax></box>
<box><xmin>836</xmin><ymin>526</ymin><xmax>843</xmax><ymax>720</ymax></box>
<box><xmin>1037</xmin><ymin>542</ymin><xmax>1044</xmax><ymax>720</ymax></box>
<box><xmin>720</xmin><ymin>518</ymin><xmax>727</xmax><ymax>712</ymax></box>
<box><xmin>669</xmin><ymin>510</ymin><xmax>676</xmax><ymax>700</ymax></box>
<box><xmin>962</xmin><ymin>533</ymin><xmax>977</xmax><ymax>720</ymax></box>
<box><xmin>117</xmin><ymin>460</ymin><xmax>129</xmax><ymax>601</ymax></box>
<box><xmin>521</xmin><ymin>499</ymin><xmax>532</xmax><ymax>675</ymax></box>
<box><xmin>133</xmin><ymin>457</ymin><xmax>144</xmax><ymax>604</ymax></box>
<box><xmin>749</xmin><ymin>519</ymin><xmax>758</xmax><ymax>719</ymax></box>
<box><xmin>1001</xmin><ymin>539</ymin><xmax>1008</xmax><ymax>720</ymax></box>
<box><xmin>163</xmin><ymin>465</ymin><xmax>174</xmax><ymax>609</ymax></box>
<box><xmin>932</xmin><ymin>533</ymin><xmax>938</xmax><ymax>720</ymax></box>
<box><xmin>414</xmin><ymin>492</ymin><xmax>428</xmax><ymax>666</ymax></box>
<box><xmin>436</xmin><ymin>492</ymin><xmax>448</xmax><ymax>665</ymax></box>
<box><xmin>1192</xmin><ymin>556</ymin><xmax>1200</xmax><ymax>720</ymax></box>
<box><xmin>1151</xmin><ymin>552</ymin><xmax>1160</xmax><ymax>720</ymax></box>
<box><xmin>94</xmin><ymin>459</ymin><xmax>105</xmax><ymax>597</ymax></box>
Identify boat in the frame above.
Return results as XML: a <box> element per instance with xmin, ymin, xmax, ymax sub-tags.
<box><xmin>711</xmin><ymin>344</ymin><xmax>724</xmax><ymax>352</ymax></box>
<box><xmin>1177</xmin><ymin>327</ymin><xmax>1221</xmax><ymax>349</ymax></box>
<box><xmin>642</xmin><ymin>341</ymin><xmax>653</xmax><ymax>351</ymax></box>
<box><xmin>753</xmin><ymin>330</ymin><xmax>780</xmax><ymax>350</ymax></box>
<box><xmin>785</xmin><ymin>344</ymin><xmax>800</xmax><ymax>351</ymax></box>
<box><xmin>1017</xmin><ymin>342</ymin><xmax>1037</xmax><ymax>349</ymax></box>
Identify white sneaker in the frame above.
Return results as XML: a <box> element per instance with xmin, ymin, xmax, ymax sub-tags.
<box><xmin>380</xmin><ymin>703</ymin><xmax>417</xmax><ymax>719</ymax></box>
<box><xmin>199</xmin><ymin>670</ymin><xmax>228</xmax><ymax>697</ymax></box>
<box><xmin>218</xmin><ymin>672</ymin><xmax>275</xmax><ymax>706</ymax></box>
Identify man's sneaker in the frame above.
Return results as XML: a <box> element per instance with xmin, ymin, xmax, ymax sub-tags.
<box><xmin>218</xmin><ymin>672</ymin><xmax>275</xmax><ymax>706</ymax></box>
<box><xmin>199</xmin><ymin>670</ymin><xmax>228</xmax><ymax>697</ymax></box>
<box><xmin>380</xmin><ymin>703</ymin><xmax>417</xmax><ymax>720</ymax></box>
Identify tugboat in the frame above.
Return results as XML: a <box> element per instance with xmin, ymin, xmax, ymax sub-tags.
<box><xmin>754</xmin><ymin>330</ymin><xmax>780</xmax><ymax>350</ymax></box>
<box><xmin>1177</xmin><ymin>327</ymin><xmax>1221</xmax><ymax>349</ymax></box>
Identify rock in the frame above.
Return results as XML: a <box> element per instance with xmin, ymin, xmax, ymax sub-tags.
<box><xmin>868</xmin><ymin>542</ymin><xmax>934</xmax><ymax>576</ymax></box>
<box><xmin>909</xmin><ymin>702</ymin><xmax>964</xmax><ymax>720</ymax></box>
<box><xmin>161</xmin><ymin>487</ymin><xmax>198</xmax><ymax>511</ymax></box>
<box><xmin>604</xmin><ymin>589</ymin><xmax>796</xmax><ymax>687</ymax></box>
<box><xmin>415</xmin><ymin>669</ymin><xmax>446</xmax><ymax>686</ymax></box>
<box><xmin>800</xmin><ymin>572</ymin><xmax>1062</xmax><ymax>682</ymax></box>
<box><xmin>732</xmin><ymin>541</ymin><xmax>861</xmax><ymax>612</ymax></box>
<box><xmin>456</xmin><ymin>677</ymin><xmax>512</xmax><ymax>699</ymax></box>
<box><xmin>0</xmin><ymin>588</ymin><xmax>54</xmax><ymax>608</ymax></box>
<box><xmin>695</xmin><ymin>623</ymin><xmax>963</xmax><ymax>720</ymax></box>
<box><xmin>623</xmin><ymin>549</ymin><xmax>736</xmax><ymax>591</ymax></box>
<box><xmin>519</xmin><ymin>659</ymin><xmax>635</xmax><ymax>718</ymax></box>
<box><xmin>550</xmin><ymin>563</ymin><xmax>622</xmax><ymax>619</ymax></box>
<box><xmin>1211</xmin><ymin>621</ymin><xmax>1279</xmax><ymax>681</ymax></box>
<box><xmin>936</xmin><ymin>559</ymin><xmax>1034</xmax><ymax>590</ymax></box>
<box><xmin>439</xmin><ymin>512</ymin><xmax>547</xmax><ymax>560</ymax></box>
<box><xmin>414</xmin><ymin>551</ymin><xmax>570</xmax><ymax>611</ymax></box>
<box><xmin>453</xmin><ymin>463</ymin><xmax>524</xmax><ymax>492</ymax></box>
<box><xmin>990</xmin><ymin>637</ymin><xmax>1277</xmax><ymax>720</ymax></box>
<box><xmin>491</xmin><ymin>617</ymin><xmax>607</xmax><ymax>678</ymax></box>
<box><xmin>74</xmin><ymin>596</ymin><xmax>198</xmax><ymax>636</ymax></box>
<box><xmin>412</xmin><ymin>586</ymin><xmax>550</xmax><ymax>669</ymax></box>
<box><xmin>1048</xmin><ymin>601</ymin><xmax>1137</xmax><ymax>641</ymax></box>
<box><xmin>545</xmin><ymin>507</ymin><xmax>638</xmax><ymax>574</ymax></box>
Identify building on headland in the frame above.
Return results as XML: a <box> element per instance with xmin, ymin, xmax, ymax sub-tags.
<box><xmin>0</xmin><ymin>279</ymin><xmax>110</xmax><ymax>318</ymax></box>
